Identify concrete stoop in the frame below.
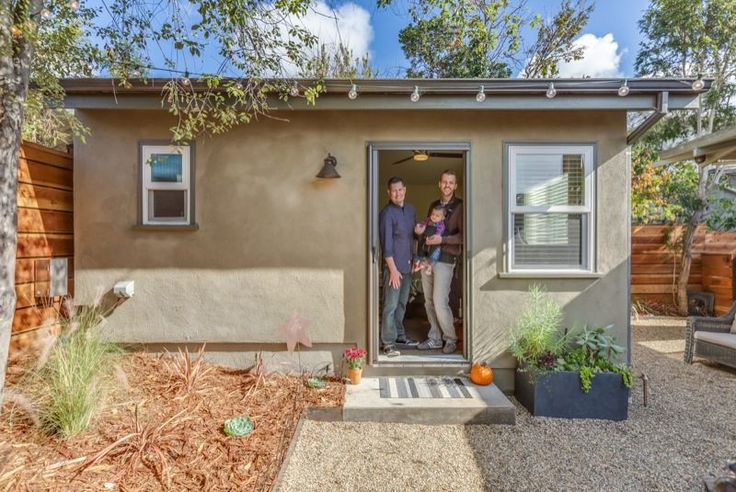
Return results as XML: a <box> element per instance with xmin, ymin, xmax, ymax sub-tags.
<box><xmin>341</xmin><ymin>377</ymin><xmax>516</xmax><ymax>425</ymax></box>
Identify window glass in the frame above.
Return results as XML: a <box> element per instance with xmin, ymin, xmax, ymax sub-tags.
<box><xmin>515</xmin><ymin>153</ymin><xmax>584</xmax><ymax>206</ymax></box>
<box><xmin>150</xmin><ymin>153</ymin><xmax>183</xmax><ymax>183</ymax></box>
<box><xmin>149</xmin><ymin>190</ymin><xmax>186</xmax><ymax>220</ymax></box>
<box><xmin>513</xmin><ymin>213</ymin><xmax>583</xmax><ymax>268</ymax></box>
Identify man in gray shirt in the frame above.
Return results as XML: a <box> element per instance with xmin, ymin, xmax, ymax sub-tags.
<box><xmin>379</xmin><ymin>176</ymin><xmax>418</xmax><ymax>357</ymax></box>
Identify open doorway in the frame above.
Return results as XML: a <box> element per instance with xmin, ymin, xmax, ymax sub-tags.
<box><xmin>368</xmin><ymin>143</ymin><xmax>470</xmax><ymax>364</ymax></box>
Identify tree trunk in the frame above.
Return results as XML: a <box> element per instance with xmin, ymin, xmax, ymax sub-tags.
<box><xmin>0</xmin><ymin>2</ymin><xmax>36</xmax><ymax>406</ymax></box>
<box><xmin>675</xmin><ymin>222</ymin><xmax>698</xmax><ymax>315</ymax></box>
<box><xmin>675</xmin><ymin>165</ymin><xmax>708</xmax><ymax>315</ymax></box>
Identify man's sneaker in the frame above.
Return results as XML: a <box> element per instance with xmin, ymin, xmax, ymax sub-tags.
<box><xmin>396</xmin><ymin>336</ymin><xmax>419</xmax><ymax>347</ymax></box>
<box><xmin>382</xmin><ymin>345</ymin><xmax>400</xmax><ymax>357</ymax></box>
<box><xmin>417</xmin><ymin>338</ymin><xmax>443</xmax><ymax>350</ymax></box>
<box><xmin>442</xmin><ymin>340</ymin><xmax>457</xmax><ymax>354</ymax></box>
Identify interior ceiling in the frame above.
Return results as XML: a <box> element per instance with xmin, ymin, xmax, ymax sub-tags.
<box><xmin>378</xmin><ymin>150</ymin><xmax>465</xmax><ymax>185</ymax></box>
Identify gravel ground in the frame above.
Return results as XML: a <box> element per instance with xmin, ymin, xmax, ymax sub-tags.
<box><xmin>278</xmin><ymin>322</ymin><xmax>736</xmax><ymax>491</ymax></box>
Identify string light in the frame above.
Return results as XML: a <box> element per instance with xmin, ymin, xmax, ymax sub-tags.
<box><xmin>475</xmin><ymin>85</ymin><xmax>486</xmax><ymax>102</ymax></box>
<box><xmin>40</xmin><ymin>8</ymin><xmax>52</xmax><ymax>19</ymax></box>
<box><xmin>410</xmin><ymin>85</ymin><xmax>420</xmax><ymax>102</ymax></box>
<box><xmin>617</xmin><ymin>79</ymin><xmax>630</xmax><ymax>97</ymax></box>
<box><xmin>348</xmin><ymin>84</ymin><xmax>358</xmax><ymax>100</ymax></box>
<box><xmin>290</xmin><ymin>84</ymin><xmax>299</xmax><ymax>97</ymax></box>
<box><xmin>69</xmin><ymin>0</ymin><xmax>80</xmax><ymax>10</ymax></box>
<box><xmin>10</xmin><ymin>25</ymin><xmax>21</xmax><ymax>38</ymax></box>
<box><xmin>691</xmin><ymin>77</ymin><xmax>705</xmax><ymax>91</ymax></box>
<box><xmin>180</xmin><ymin>73</ymin><xmax>190</xmax><ymax>86</ymax></box>
<box><xmin>546</xmin><ymin>82</ymin><xmax>556</xmax><ymax>99</ymax></box>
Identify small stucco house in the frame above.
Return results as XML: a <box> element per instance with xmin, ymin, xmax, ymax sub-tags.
<box><xmin>62</xmin><ymin>78</ymin><xmax>707</xmax><ymax>392</ymax></box>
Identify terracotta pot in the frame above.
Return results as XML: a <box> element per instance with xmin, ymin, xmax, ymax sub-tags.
<box><xmin>347</xmin><ymin>367</ymin><xmax>363</xmax><ymax>385</ymax></box>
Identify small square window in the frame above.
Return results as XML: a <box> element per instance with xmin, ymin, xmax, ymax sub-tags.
<box><xmin>140</xmin><ymin>144</ymin><xmax>192</xmax><ymax>225</ymax></box>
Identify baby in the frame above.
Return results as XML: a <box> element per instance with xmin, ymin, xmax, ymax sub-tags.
<box><xmin>413</xmin><ymin>206</ymin><xmax>447</xmax><ymax>275</ymax></box>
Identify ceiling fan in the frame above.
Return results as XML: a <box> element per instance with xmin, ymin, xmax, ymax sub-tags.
<box><xmin>391</xmin><ymin>150</ymin><xmax>464</xmax><ymax>165</ymax></box>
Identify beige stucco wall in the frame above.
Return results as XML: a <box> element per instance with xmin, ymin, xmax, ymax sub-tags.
<box><xmin>74</xmin><ymin>109</ymin><xmax>629</xmax><ymax>387</ymax></box>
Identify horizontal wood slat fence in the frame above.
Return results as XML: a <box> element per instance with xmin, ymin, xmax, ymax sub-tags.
<box><xmin>632</xmin><ymin>225</ymin><xmax>736</xmax><ymax>315</ymax></box>
<box><xmin>10</xmin><ymin>142</ymin><xmax>73</xmax><ymax>355</ymax></box>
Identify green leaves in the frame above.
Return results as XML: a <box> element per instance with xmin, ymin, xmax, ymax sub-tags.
<box><xmin>509</xmin><ymin>284</ymin><xmax>566</xmax><ymax>366</ymax></box>
<box><xmin>223</xmin><ymin>416</ymin><xmax>254</xmax><ymax>437</ymax></box>
<box><xmin>386</xmin><ymin>0</ymin><xmax>592</xmax><ymax>79</ymax></box>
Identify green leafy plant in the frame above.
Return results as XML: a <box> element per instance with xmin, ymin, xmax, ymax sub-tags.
<box><xmin>510</xmin><ymin>287</ymin><xmax>634</xmax><ymax>393</ymax></box>
<box><xmin>557</xmin><ymin>325</ymin><xmax>633</xmax><ymax>393</ymax></box>
<box><xmin>509</xmin><ymin>284</ymin><xmax>567</xmax><ymax>368</ymax></box>
<box><xmin>223</xmin><ymin>415</ymin><xmax>254</xmax><ymax>437</ymax></box>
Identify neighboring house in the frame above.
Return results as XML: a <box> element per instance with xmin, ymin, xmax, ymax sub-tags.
<box><xmin>658</xmin><ymin>126</ymin><xmax>736</xmax><ymax>230</ymax></box>
<box><xmin>61</xmin><ymin>78</ymin><xmax>706</xmax><ymax>392</ymax></box>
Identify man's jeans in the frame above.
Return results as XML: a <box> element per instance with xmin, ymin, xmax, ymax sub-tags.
<box><xmin>381</xmin><ymin>268</ymin><xmax>412</xmax><ymax>346</ymax></box>
<box><xmin>421</xmin><ymin>261</ymin><xmax>456</xmax><ymax>342</ymax></box>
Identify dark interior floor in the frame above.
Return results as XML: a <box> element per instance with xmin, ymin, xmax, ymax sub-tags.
<box><xmin>395</xmin><ymin>304</ymin><xmax>463</xmax><ymax>356</ymax></box>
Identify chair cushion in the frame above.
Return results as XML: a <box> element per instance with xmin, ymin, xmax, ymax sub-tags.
<box><xmin>694</xmin><ymin>330</ymin><xmax>736</xmax><ymax>349</ymax></box>
<box><xmin>731</xmin><ymin>316</ymin><xmax>736</xmax><ymax>334</ymax></box>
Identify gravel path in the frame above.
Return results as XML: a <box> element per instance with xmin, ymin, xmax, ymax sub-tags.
<box><xmin>278</xmin><ymin>322</ymin><xmax>736</xmax><ymax>491</ymax></box>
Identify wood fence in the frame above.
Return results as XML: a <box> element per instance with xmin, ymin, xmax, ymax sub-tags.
<box><xmin>10</xmin><ymin>142</ymin><xmax>73</xmax><ymax>354</ymax></box>
<box><xmin>632</xmin><ymin>225</ymin><xmax>736</xmax><ymax>314</ymax></box>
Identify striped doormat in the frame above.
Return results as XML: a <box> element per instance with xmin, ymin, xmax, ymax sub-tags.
<box><xmin>379</xmin><ymin>377</ymin><xmax>472</xmax><ymax>399</ymax></box>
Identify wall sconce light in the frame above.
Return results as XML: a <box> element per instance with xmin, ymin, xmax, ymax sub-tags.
<box><xmin>316</xmin><ymin>153</ymin><xmax>341</xmax><ymax>179</ymax></box>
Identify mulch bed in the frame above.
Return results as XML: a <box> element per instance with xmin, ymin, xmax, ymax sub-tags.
<box><xmin>0</xmin><ymin>351</ymin><xmax>344</xmax><ymax>491</ymax></box>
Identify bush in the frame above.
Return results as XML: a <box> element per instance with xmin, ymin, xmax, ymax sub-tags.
<box><xmin>37</xmin><ymin>300</ymin><xmax>118</xmax><ymax>437</ymax></box>
<box><xmin>509</xmin><ymin>284</ymin><xmax>566</xmax><ymax>367</ymax></box>
<box><xmin>510</xmin><ymin>285</ymin><xmax>633</xmax><ymax>393</ymax></box>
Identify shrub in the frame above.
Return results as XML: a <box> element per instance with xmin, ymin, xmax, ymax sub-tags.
<box><xmin>37</xmin><ymin>300</ymin><xmax>118</xmax><ymax>437</ymax></box>
<box><xmin>509</xmin><ymin>284</ymin><xmax>566</xmax><ymax>367</ymax></box>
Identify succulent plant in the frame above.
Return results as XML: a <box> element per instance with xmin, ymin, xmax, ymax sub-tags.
<box><xmin>305</xmin><ymin>377</ymin><xmax>327</xmax><ymax>389</ymax></box>
<box><xmin>223</xmin><ymin>416</ymin><xmax>254</xmax><ymax>437</ymax></box>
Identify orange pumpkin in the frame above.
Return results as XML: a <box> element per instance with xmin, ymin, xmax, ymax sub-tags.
<box><xmin>470</xmin><ymin>362</ymin><xmax>494</xmax><ymax>386</ymax></box>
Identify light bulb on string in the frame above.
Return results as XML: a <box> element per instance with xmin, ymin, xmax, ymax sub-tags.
<box><xmin>410</xmin><ymin>86</ymin><xmax>420</xmax><ymax>103</ymax></box>
<box><xmin>40</xmin><ymin>8</ymin><xmax>52</xmax><ymax>19</ymax></box>
<box><xmin>348</xmin><ymin>84</ymin><xmax>358</xmax><ymax>100</ymax></box>
<box><xmin>546</xmin><ymin>82</ymin><xmax>556</xmax><ymax>99</ymax></box>
<box><xmin>475</xmin><ymin>85</ymin><xmax>486</xmax><ymax>102</ymax></box>
<box><xmin>69</xmin><ymin>0</ymin><xmax>80</xmax><ymax>10</ymax></box>
<box><xmin>617</xmin><ymin>80</ymin><xmax>630</xmax><ymax>97</ymax></box>
<box><xmin>290</xmin><ymin>84</ymin><xmax>300</xmax><ymax>97</ymax></box>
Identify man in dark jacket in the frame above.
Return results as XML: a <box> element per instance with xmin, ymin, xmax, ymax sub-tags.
<box><xmin>416</xmin><ymin>170</ymin><xmax>463</xmax><ymax>354</ymax></box>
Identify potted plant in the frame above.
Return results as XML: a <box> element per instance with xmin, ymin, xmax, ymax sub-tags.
<box><xmin>343</xmin><ymin>347</ymin><xmax>367</xmax><ymax>385</ymax></box>
<box><xmin>510</xmin><ymin>285</ymin><xmax>634</xmax><ymax>421</ymax></box>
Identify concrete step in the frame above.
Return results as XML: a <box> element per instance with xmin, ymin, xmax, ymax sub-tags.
<box><xmin>343</xmin><ymin>377</ymin><xmax>516</xmax><ymax>425</ymax></box>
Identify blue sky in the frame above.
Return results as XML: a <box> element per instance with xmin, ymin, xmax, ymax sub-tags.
<box><xmin>332</xmin><ymin>0</ymin><xmax>652</xmax><ymax>77</ymax></box>
<box><xmin>89</xmin><ymin>0</ymin><xmax>653</xmax><ymax>78</ymax></box>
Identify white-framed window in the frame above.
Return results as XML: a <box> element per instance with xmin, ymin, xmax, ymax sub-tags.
<box><xmin>141</xmin><ymin>144</ymin><xmax>191</xmax><ymax>225</ymax></box>
<box><xmin>507</xmin><ymin>144</ymin><xmax>595</xmax><ymax>272</ymax></box>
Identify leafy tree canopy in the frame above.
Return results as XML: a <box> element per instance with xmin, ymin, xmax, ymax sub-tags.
<box><xmin>381</xmin><ymin>0</ymin><xmax>592</xmax><ymax>79</ymax></box>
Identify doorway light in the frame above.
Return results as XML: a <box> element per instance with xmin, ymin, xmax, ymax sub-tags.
<box><xmin>413</xmin><ymin>151</ymin><xmax>429</xmax><ymax>161</ymax></box>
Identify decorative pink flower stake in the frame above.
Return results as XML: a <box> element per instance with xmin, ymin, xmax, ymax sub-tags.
<box><xmin>279</xmin><ymin>313</ymin><xmax>312</xmax><ymax>354</ymax></box>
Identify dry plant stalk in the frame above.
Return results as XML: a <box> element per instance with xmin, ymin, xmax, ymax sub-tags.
<box><xmin>242</xmin><ymin>352</ymin><xmax>265</xmax><ymax>402</ymax></box>
<box><xmin>163</xmin><ymin>345</ymin><xmax>212</xmax><ymax>395</ymax></box>
<box><xmin>75</xmin><ymin>406</ymin><xmax>189</xmax><ymax>489</ymax></box>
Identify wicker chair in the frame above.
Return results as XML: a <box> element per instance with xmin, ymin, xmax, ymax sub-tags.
<box><xmin>684</xmin><ymin>302</ymin><xmax>736</xmax><ymax>369</ymax></box>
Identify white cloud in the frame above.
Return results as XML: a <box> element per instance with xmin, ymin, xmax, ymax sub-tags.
<box><xmin>282</xmin><ymin>1</ymin><xmax>373</xmax><ymax>75</ymax></box>
<box><xmin>557</xmin><ymin>33</ymin><xmax>624</xmax><ymax>78</ymax></box>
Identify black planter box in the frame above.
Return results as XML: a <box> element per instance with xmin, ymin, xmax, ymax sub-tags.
<box><xmin>515</xmin><ymin>370</ymin><xmax>629</xmax><ymax>421</ymax></box>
